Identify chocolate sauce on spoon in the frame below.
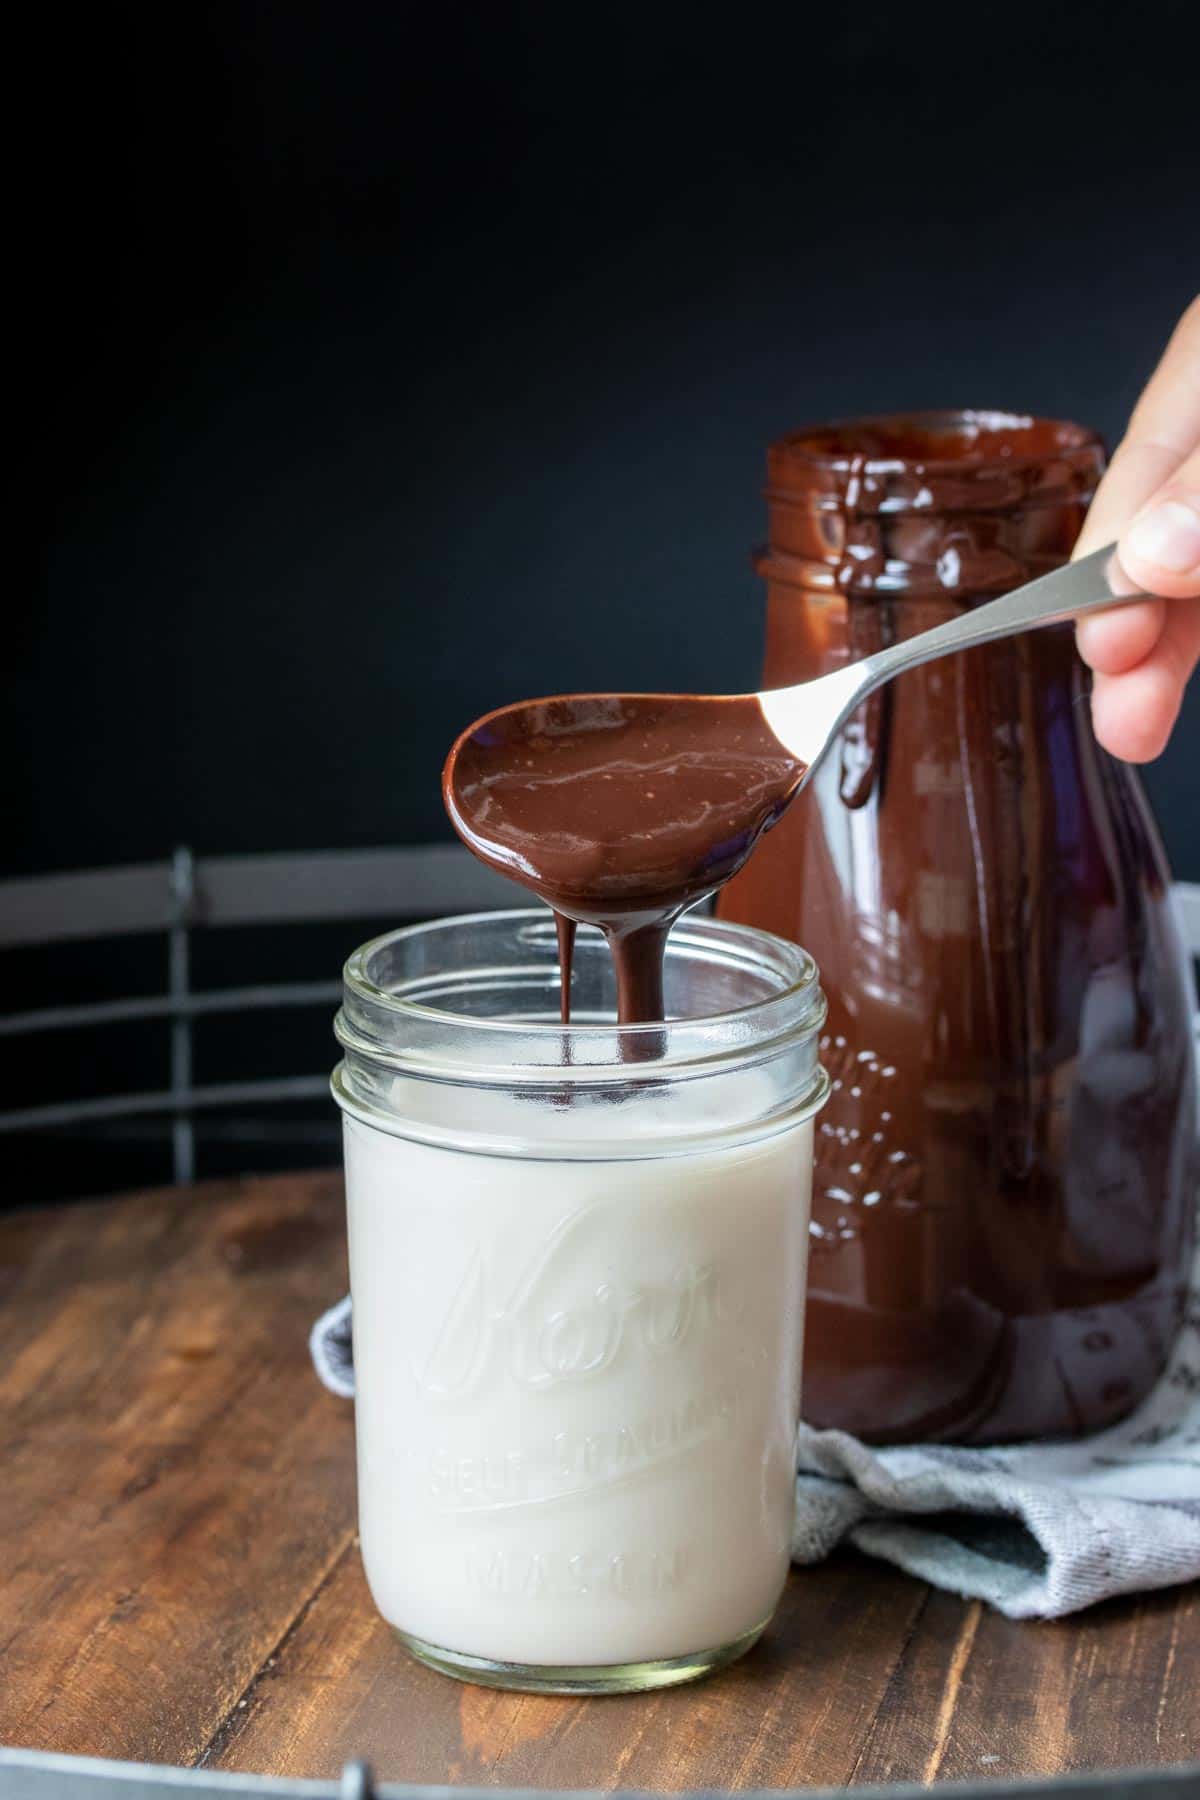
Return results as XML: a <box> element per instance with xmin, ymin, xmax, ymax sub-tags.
<box><xmin>443</xmin><ymin>694</ymin><xmax>806</xmax><ymax>1024</ymax></box>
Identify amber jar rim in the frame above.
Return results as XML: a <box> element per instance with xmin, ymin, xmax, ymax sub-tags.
<box><xmin>769</xmin><ymin>408</ymin><xmax>1104</xmax><ymax>478</ymax></box>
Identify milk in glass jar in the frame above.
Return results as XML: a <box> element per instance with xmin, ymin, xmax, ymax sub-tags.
<box><xmin>332</xmin><ymin>910</ymin><xmax>827</xmax><ymax>1692</ymax></box>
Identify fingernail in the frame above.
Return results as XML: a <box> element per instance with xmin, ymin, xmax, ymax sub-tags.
<box><xmin>1125</xmin><ymin>498</ymin><xmax>1200</xmax><ymax>574</ymax></box>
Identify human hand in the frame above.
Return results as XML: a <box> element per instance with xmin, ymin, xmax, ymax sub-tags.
<box><xmin>1074</xmin><ymin>294</ymin><xmax>1200</xmax><ymax>762</ymax></box>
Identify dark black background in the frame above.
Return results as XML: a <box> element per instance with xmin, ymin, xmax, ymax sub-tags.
<box><xmin>12</xmin><ymin>2</ymin><xmax>1200</xmax><ymax>1195</ymax></box>
<box><xmin>25</xmin><ymin>0</ymin><xmax>1200</xmax><ymax>880</ymax></box>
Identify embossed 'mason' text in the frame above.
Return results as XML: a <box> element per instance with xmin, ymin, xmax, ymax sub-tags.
<box><xmin>464</xmin><ymin>1545</ymin><xmax>689</xmax><ymax>1600</ymax></box>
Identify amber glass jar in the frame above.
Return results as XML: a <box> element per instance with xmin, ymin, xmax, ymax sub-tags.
<box><xmin>719</xmin><ymin>411</ymin><xmax>1197</xmax><ymax>1444</ymax></box>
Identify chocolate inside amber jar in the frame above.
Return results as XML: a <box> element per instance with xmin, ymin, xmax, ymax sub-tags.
<box><xmin>719</xmin><ymin>410</ymin><xmax>1197</xmax><ymax>1444</ymax></box>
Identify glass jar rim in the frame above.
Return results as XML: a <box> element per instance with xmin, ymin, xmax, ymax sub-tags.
<box><xmin>335</xmin><ymin>908</ymin><xmax>826</xmax><ymax>1086</ymax></box>
<box><xmin>770</xmin><ymin>408</ymin><xmax>1103</xmax><ymax>478</ymax></box>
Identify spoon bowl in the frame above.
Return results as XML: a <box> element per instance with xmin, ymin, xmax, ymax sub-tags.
<box><xmin>444</xmin><ymin>690</ymin><xmax>805</xmax><ymax>916</ymax></box>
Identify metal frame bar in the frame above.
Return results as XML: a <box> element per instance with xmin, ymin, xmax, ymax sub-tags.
<box><xmin>0</xmin><ymin>982</ymin><xmax>343</xmax><ymax>1038</ymax></box>
<box><xmin>1176</xmin><ymin>879</ymin><xmax>1200</xmax><ymax>955</ymax></box>
<box><xmin>0</xmin><ymin>844</ymin><xmax>515</xmax><ymax>1179</ymax></box>
<box><xmin>1</xmin><ymin>858</ymin><xmax>1197</xmax><ymax>1181</ymax></box>
<box><xmin>0</xmin><ymin>1077</ymin><xmax>333</xmax><ymax>1135</ymax></box>
<box><xmin>0</xmin><ymin>846</ymin><xmax>515</xmax><ymax>948</ymax></box>
<box><xmin>169</xmin><ymin>847</ymin><xmax>196</xmax><ymax>1184</ymax></box>
<box><xmin>1</xmin><ymin>1747</ymin><xmax>1196</xmax><ymax>1799</ymax></box>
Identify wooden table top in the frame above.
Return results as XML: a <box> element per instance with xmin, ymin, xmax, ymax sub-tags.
<box><xmin>2</xmin><ymin>1171</ymin><xmax>1196</xmax><ymax>1790</ymax></box>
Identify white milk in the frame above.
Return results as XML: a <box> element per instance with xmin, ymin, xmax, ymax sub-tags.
<box><xmin>345</xmin><ymin>1112</ymin><xmax>813</xmax><ymax>1669</ymax></box>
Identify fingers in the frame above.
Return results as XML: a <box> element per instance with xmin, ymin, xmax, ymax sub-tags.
<box><xmin>1118</xmin><ymin>457</ymin><xmax>1200</xmax><ymax>599</ymax></box>
<box><xmin>1073</xmin><ymin>293</ymin><xmax>1200</xmax><ymax>560</ymax></box>
<box><xmin>1074</xmin><ymin>440</ymin><xmax>1184</xmax><ymax>559</ymax></box>
<box><xmin>1089</xmin><ymin>593</ymin><xmax>1200</xmax><ymax>763</ymax></box>
<box><xmin>1121</xmin><ymin>292</ymin><xmax>1200</xmax><ymax>458</ymax></box>
<box><xmin>1074</xmin><ymin>297</ymin><xmax>1200</xmax><ymax>751</ymax></box>
<box><xmin>1075</xmin><ymin>592</ymin><xmax>1166</xmax><ymax>676</ymax></box>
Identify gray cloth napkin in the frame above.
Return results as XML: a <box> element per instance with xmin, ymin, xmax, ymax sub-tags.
<box><xmin>310</xmin><ymin>1294</ymin><xmax>354</xmax><ymax>1398</ymax></box>
<box><xmin>789</xmin><ymin>1229</ymin><xmax>1200</xmax><ymax>1618</ymax></box>
<box><xmin>310</xmin><ymin>1224</ymin><xmax>1199</xmax><ymax>1619</ymax></box>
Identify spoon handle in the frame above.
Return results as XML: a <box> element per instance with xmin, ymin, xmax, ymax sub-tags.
<box><xmin>851</xmin><ymin>542</ymin><xmax>1143</xmax><ymax>692</ymax></box>
<box><xmin>759</xmin><ymin>544</ymin><xmax>1149</xmax><ymax>770</ymax></box>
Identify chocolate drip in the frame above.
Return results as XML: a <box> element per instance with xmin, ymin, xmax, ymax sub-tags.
<box><xmin>554</xmin><ymin>913</ymin><xmax>576</xmax><ymax>1025</ymax></box>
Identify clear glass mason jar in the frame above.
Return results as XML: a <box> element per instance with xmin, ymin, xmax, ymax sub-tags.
<box><xmin>331</xmin><ymin>909</ymin><xmax>828</xmax><ymax>1694</ymax></box>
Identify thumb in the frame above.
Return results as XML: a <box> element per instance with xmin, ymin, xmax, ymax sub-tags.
<box><xmin>1077</xmin><ymin>447</ymin><xmax>1200</xmax><ymax>681</ymax></box>
<box><xmin>1117</xmin><ymin>457</ymin><xmax>1200</xmax><ymax>599</ymax></box>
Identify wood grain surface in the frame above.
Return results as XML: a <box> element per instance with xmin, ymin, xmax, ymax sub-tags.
<box><xmin>2</xmin><ymin>1174</ymin><xmax>1196</xmax><ymax>1788</ymax></box>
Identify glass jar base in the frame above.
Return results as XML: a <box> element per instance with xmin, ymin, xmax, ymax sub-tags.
<box><xmin>396</xmin><ymin>1621</ymin><xmax>768</xmax><ymax>1695</ymax></box>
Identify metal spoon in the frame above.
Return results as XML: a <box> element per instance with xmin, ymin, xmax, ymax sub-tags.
<box><xmin>446</xmin><ymin>543</ymin><xmax>1142</xmax><ymax>802</ymax></box>
<box><xmin>443</xmin><ymin>541</ymin><xmax>1147</xmax><ymax>948</ymax></box>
